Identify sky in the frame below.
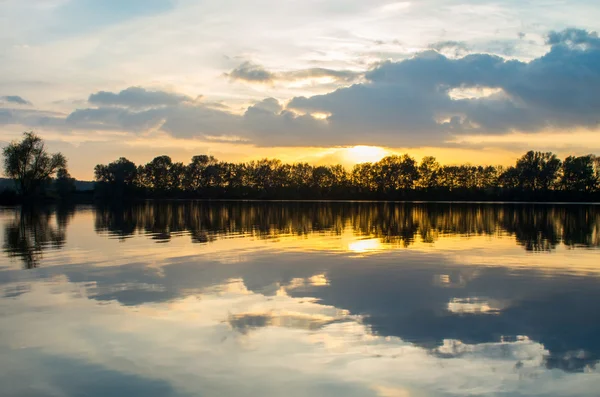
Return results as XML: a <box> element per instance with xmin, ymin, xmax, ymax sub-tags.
<box><xmin>1</xmin><ymin>0</ymin><xmax>600</xmax><ymax>180</ymax></box>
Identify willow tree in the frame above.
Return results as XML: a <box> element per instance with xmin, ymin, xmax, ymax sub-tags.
<box><xmin>2</xmin><ymin>132</ymin><xmax>67</xmax><ymax>197</ymax></box>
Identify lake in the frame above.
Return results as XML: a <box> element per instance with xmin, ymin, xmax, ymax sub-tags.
<box><xmin>1</xmin><ymin>202</ymin><xmax>599</xmax><ymax>396</ymax></box>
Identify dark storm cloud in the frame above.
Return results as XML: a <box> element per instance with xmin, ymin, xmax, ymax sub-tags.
<box><xmin>88</xmin><ymin>86</ymin><xmax>193</xmax><ymax>108</ymax></box>
<box><xmin>1</xmin><ymin>95</ymin><xmax>31</xmax><ymax>105</ymax></box>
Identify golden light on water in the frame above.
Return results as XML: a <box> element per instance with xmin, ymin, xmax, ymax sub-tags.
<box><xmin>347</xmin><ymin>238</ymin><xmax>383</xmax><ymax>253</ymax></box>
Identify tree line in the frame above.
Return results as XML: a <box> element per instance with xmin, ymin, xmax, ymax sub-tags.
<box><xmin>95</xmin><ymin>151</ymin><xmax>600</xmax><ymax>201</ymax></box>
<box><xmin>2</xmin><ymin>132</ymin><xmax>600</xmax><ymax>202</ymax></box>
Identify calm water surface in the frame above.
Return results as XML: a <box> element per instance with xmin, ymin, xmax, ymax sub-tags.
<box><xmin>1</xmin><ymin>202</ymin><xmax>599</xmax><ymax>396</ymax></box>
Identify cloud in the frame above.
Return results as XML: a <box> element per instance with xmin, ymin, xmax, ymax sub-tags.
<box><xmin>546</xmin><ymin>28</ymin><xmax>600</xmax><ymax>47</ymax></box>
<box><xmin>284</xmin><ymin>67</ymin><xmax>362</xmax><ymax>83</ymax></box>
<box><xmin>429</xmin><ymin>40</ymin><xmax>470</xmax><ymax>57</ymax></box>
<box><xmin>0</xmin><ymin>95</ymin><xmax>31</xmax><ymax>105</ymax></box>
<box><xmin>227</xmin><ymin>62</ymin><xmax>276</xmax><ymax>83</ymax></box>
<box><xmin>0</xmin><ymin>108</ymin><xmax>65</xmax><ymax>127</ymax></box>
<box><xmin>248</xmin><ymin>97</ymin><xmax>283</xmax><ymax>113</ymax></box>
<box><xmin>284</xmin><ymin>28</ymin><xmax>600</xmax><ymax>145</ymax></box>
<box><xmin>66</xmin><ymin>95</ymin><xmax>246</xmax><ymax>138</ymax></box>
<box><xmin>1</xmin><ymin>277</ymin><xmax>600</xmax><ymax>397</ymax></box>
<box><xmin>66</xmin><ymin>92</ymin><xmax>325</xmax><ymax>143</ymax></box>
<box><xmin>6</xmin><ymin>29</ymin><xmax>600</xmax><ymax>148</ymax></box>
<box><xmin>88</xmin><ymin>86</ymin><xmax>194</xmax><ymax>108</ymax></box>
<box><xmin>66</xmin><ymin>106</ymin><xmax>166</xmax><ymax>132</ymax></box>
<box><xmin>227</xmin><ymin>62</ymin><xmax>362</xmax><ymax>84</ymax></box>
<box><xmin>243</xmin><ymin>98</ymin><xmax>326</xmax><ymax>144</ymax></box>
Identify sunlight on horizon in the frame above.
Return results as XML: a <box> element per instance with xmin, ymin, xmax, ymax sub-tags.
<box><xmin>344</xmin><ymin>145</ymin><xmax>388</xmax><ymax>164</ymax></box>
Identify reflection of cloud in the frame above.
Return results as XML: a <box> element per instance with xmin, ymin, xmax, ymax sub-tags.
<box><xmin>447</xmin><ymin>297</ymin><xmax>504</xmax><ymax>314</ymax></box>
<box><xmin>276</xmin><ymin>274</ymin><xmax>331</xmax><ymax>295</ymax></box>
<box><xmin>308</xmin><ymin>274</ymin><xmax>329</xmax><ymax>286</ymax></box>
<box><xmin>1</xmin><ymin>278</ymin><xmax>599</xmax><ymax>397</ymax></box>
<box><xmin>3</xmin><ymin>205</ymin><xmax>600</xmax><ymax>378</ymax></box>
<box><xmin>229</xmin><ymin>310</ymin><xmax>341</xmax><ymax>333</ymax></box>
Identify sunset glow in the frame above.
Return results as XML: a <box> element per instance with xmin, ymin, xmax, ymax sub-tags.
<box><xmin>0</xmin><ymin>1</ymin><xmax>598</xmax><ymax>179</ymax></box>
<box><xmin>345</xmin><ymin>146</ymin><xmax>388</xmax><ymax>164</ymax></box>
<box><xmin>2</xmin><ymin>2</ymin><xmax>600</xmax><ymax>395</ymax></box>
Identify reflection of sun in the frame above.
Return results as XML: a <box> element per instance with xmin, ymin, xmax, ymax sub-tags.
<box><xmin>345</xmin><ymin>145</ymin><xmax>387</xmax><ymax>164</ymax></box>
<box><xmin>348</xmin><ymin>238</ymin><xmax>382</xmax><ymax>253</ymax></box>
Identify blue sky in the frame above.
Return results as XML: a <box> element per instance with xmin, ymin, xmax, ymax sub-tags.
<box><xmin>1</xmin><ymin>0</ymin><xmax>599</xmax><ymax>178</ymax></box>
<box><xmin>48</xmin><ymin>0</ymin><xmax>175</xmax><ymax>37</ymax></box>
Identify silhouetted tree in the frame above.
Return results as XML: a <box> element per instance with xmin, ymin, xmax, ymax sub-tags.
<box><xmin>184</xmin><ymin>155</ymin><xmax>218</xmax><ymax>192</ymax></box>
<box><xmin>3</xmin><ymin>132</ymin><xmax>67</xmax><ymax>198</ymax></box>
<box><xmin>515</xmin><ymin>151</ymin><xmax>561</xmax><ymax>191</ymax></box>
<box><xmin>498</xmin><ymin>166</ymin><xmax>520</xmax><ymax>190</ymax></box>
<box><xmin>561</xmin><ymin>155</ymin><xmax>598</xmax><ymax>193</ymax></box>
<box><xmin>418</xmin><ymin>156</ymin><xmax>441</xmax><ymax>190</ymax></box>
<box><xmin>374</xmin><ymin>155</ymin><xmax>419</xmax><ymax>194</ymax></box>
<box><xmin>92</xmin><ymin>150</ymin><xmax>600</xmax><ymax>201</ymax></box>
<box><xmin>139</xmin><ymin>155</ymin><xmax>178</xmax><ymax>194</ymax></box>
<box><xmin>351</xmin><ymin>163</ymin><xmax>376</xmax><ymax>194</ymax></box>
<box><xmin>54</xmin><ymin>168</ymin><xmax>76</xmax><ymax>199</ymax></box>
<box><xmin>94</xmin><ymin>157</ymin><xmax>138</xmax><ymax>198</ymax></box>
<box><xmin>95</xmin><ymin>157</ymin><xmax>137</xmax><ymax>185</ymax></box>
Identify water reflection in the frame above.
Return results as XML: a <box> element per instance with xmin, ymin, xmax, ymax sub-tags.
<box><xmin>2</xmin><ymin>205</ymin><xmax>74</xmax><ymax>268</ymax></box>
<box><xmin>1</xmin><ymin>202</ymin><xmax>600</xmax><ymax>396</ymax></box>
<box><xmin>3</xmin><ymin>201</ymin><xmax>599</xmax><ymax>268</ymax></box>
<box><xmin>94</xmin><ymin>202</ymin><xmax>600</xmax><ymax>250</ymax></box>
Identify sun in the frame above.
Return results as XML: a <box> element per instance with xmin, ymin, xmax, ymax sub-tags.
<box><xmin>345</xmin><ymin>145</ymin><xmax>387</xmax><ymax>164</ymax></box>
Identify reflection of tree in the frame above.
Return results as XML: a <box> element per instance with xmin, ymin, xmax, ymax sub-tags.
<box><xmin>500</xmin><ymin>206</ymin><xmax>561</xmax><ymax>251</ymax></box>
<box><xmin>93</xmin><ymin>202</ymin><xmax>600</xmax><ymax>252</ymax></box>
<box><xmin>3</xmin><ymin>205</ymin><xmax>73</xmax><ymax>268</ymax></box>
